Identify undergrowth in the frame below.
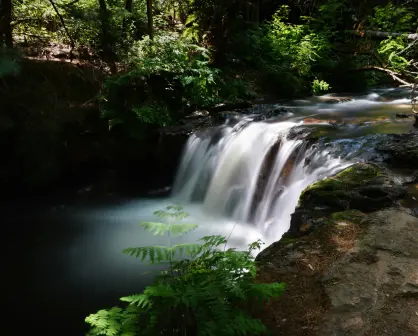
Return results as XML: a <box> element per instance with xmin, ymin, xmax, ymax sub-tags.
<box><xmin>85</xmin><ymin>205</ymin><xmax>286</xmax><ymax>336</ymax></box>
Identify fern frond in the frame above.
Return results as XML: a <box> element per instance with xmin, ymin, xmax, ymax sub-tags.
<box><xmin>140</xmin><ymin>222</ymin><xmax>170</xmax><ymax>236</ymax></box>
<box><xmin>144</xmin><ymin>283</ymin><xmax>175</xmax><ymax>298</ymax></box>
<box><xmin>122</xmin><ymin>245</ymin><xmax>171</xmax><ymax>263</ymax></box>
<box><xmin>140</xmin><ymin>221</ymin><xmax>198</xmax><ymax>236</ymax></box>
<box><xmin>200</xmin><ymin>235</ymin><xmax>228</xmax><ymax>248</ymax></box>
<box><xmin>85</xmin><ymin>308</ymin><xmax>123</xmax><ymax>336</ymax></box>
<box><xmin>172</xmin><ymin>243</ymin><xmax>202</xmax><ymax>258</ymax></box>
<box><xmin>249</xmin><ymin>282</ymin><xmax>286</xmax><ymax>301</ymax></box>
<box><xmin>228</xmin><ymin>310</ymin><xmax>268</xmax><ymax>335</ymax></box>
<box><xmin>120</xmin><ymin>294</ymin><xmax>151</xmax><ymax>309</ymax></box>
<box><xmin>169</xmin><ymin>223</ymin><xmax>198</xmax><ymax>235</ymax></box>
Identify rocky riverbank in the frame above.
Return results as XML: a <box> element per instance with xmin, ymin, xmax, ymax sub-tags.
<box><xmin>256</xmin><ymin>151</ymin><xmax>418</xmax><ymax>334</ymax></box>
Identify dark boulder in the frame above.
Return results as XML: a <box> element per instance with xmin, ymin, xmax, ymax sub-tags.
<box><xmin>376</xmin><ymin>130</ymin><xmax>418</xmax><ymax>167</ymax></box>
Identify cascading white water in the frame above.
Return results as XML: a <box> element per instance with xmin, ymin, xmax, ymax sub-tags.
<box><xmin>172</xmin><ymin>118</ymin><xmax>351</xmax><ymax>241</ymax></box>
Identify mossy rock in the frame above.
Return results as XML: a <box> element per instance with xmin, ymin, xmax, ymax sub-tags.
<box><xmin>302</xmin><ymin>163</ymin><xmax>381</xmax><ymax>196</ymax></box>
<box><xmin>299</xmin><ymin>163</ymin><xmax>386</xmax><ymax>210</ymax></box>
<box><xmin>326</xmin><ymin>210</ymin><xmax>366</xmax><ymax>226</ymax></box>
<box><xmin>287</xmin><ymin>163</ymin><xmax>406</xmax><ymax>237</ymax></box>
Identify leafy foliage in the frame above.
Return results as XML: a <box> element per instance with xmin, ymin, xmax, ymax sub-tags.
<box><xmin>369</xmin><ymin>3</ymin><xmax>414</xmax><ymax>32</ymax></box>
<box><xmin>85</xmin><ymin>206</ymin><xmax>286</xmax><ymax>335</ymax></box>
<box><xmin>12</xmin><ymin>0</ymin><xmax>147</xmax><ymax>54</ymax></box>
<box><xmin>253</xmin><ymin>6</ymin><xmax>331</xmax><ymax>96</ymax></box>
<box><xmin>312</xmin><ymin>79</ymin><xmax>330</xmax><ymax>95</ymax></box>
<box><xmin>378</xmin><ymin>37</ymin><xmax>409</xmax><ymax>73</ymax></box>
<box><xmin>100</xmin><ymin>31</ymin><xmax>222</xmax><ymax>137</ymax></box>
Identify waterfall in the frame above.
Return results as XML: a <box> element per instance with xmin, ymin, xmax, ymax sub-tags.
<box><xmin>172</xmin><ymin>117</ymin><xmax>351</xmax><ymax>241</ymax></box>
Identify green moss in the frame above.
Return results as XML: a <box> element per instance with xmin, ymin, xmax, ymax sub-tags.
<box><xmin>336</xmin><ymin>164</ymin><xmax>381</xmax><ymax>185</ymax></box>
<box><xmin>300</xmin><ymin>164</ymin><xmax>382</xmax><ymax>201</ymax></box>
<box><xmin>279</xmin><ymin>237</ymin><xmax>298</xmax><ymax>245</ymax></box>
<box><xmin>327</xmin><ymin>210</ymin><xmax>366</xmax><ymax>225</ymax></box>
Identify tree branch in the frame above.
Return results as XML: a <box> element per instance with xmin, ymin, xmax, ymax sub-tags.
<box><xmin>58</xmin><ymin>0</ymin><xmax>81</xmax><ymax>7</ymax></box>
<box><xmin>353</xmin><ymin>65</ymin><xmax>413</xmax><ymax>86</ymax></box>
<box><xmin>47</xmin><ymin>0</ymin><xmax>75</xmax><ymax>56</ymax></box>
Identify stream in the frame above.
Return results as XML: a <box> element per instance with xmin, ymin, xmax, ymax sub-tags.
<box><xmin>3</xmin><ymin>87</ymin><xmax>415</xmax><ymax>336</ymax></box>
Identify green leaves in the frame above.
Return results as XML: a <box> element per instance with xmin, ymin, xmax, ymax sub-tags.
<box><xmin>87</xmin><ymin>205</ymin><xmax>286</xmax><ymax>335</ymax></box>
<box><xmin>378</xmin><ymin>37</ymin><xmax>409</xmax><ymax>72</ymax></box>
<box><xmin>120</xmin><ymin>294</ymin><xmax>150</xmax><ymax>309</ymax></box>
<box><xmin>140</xmin><ymin>222</ymin><xmax>198</xmax><ymax>236</ymax></box>
<box><xmin>312</xmin><ymin>79</ymin><xmax>331</xmax><ymax>95</ymax></box>
<box><xmin>122</xmin><ymin>243</ymin><xmax>202</xmax><ymax>263</ymax></box>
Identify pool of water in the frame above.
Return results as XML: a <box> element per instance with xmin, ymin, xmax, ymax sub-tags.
<box><xmin>3</xmin><ymin>196</ymin><xmax>263</xmax><ymax>335</ymax></box>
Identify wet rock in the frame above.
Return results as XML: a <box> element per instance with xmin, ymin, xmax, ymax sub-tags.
<box><xmin>318</xmin><ymin>96</ymin><xmax>353</xmax><ymax>104</ymax></box>
<box><xmin>256</xmin><ymin>206</ymin><xmax>418</xmax><ymax>336</ymax></box>
<box><xmin>184</xmin><ymin>110</ymin><xmax>210</xmax><ymax>119</ymax></box>
<box><xmin>272</xmin><ymin>106</ymin><xmax>295</xmax><ymax>116</ymax></box>
<box><xmin>377</xmin><ymin>130</ymin><xmax>418</xmax><ymax>167</ymax></box>
<box><xmin>396</xmin><ymin>113</ymin><xmax>413</xmax><ymax>118</ymax></box>
<box><xmin>161</xmin><ymin>116</ymin><xmax>213</xmax><ymax>135</ymax></box>
<box><xmin>286</xmin><ymin>126</ymin><xmax>316</xmax><ymax>141</ymax></box>
<box><xmin>210</xmin><ymin>100</ymin><xmax>253</xmax><ymax>113</ymax></box>
<box><xmin>216</xmin><ymin>111</ymin><xmax>242</xmax><ymax>122</ymax></box>
<box><xmin>287</xmin><ymin>163</ymin><xmax>406</xmax><ymax>237</ymax></box>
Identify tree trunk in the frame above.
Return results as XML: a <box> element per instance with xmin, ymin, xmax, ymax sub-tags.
<box><xmin>98</xmin><ymin>0</ymin><xmax>116</xmax><ymax>72</ymax></box>
<box><xmin>0</xmin><ymin>0</ymin><xmax>13</xmax><ymax>47</ymax></box>
<box><xmin>48</xmin><ymin>0</ymin><xmax>75</xmax><ymax>55</ymax></box>
<box><xmin>122</xmin><ymin>0</ymin><xmax>133</xmax><ymax>35</ymax></box>
<box><xmin>146</xmin><ymin>0</ymin><xmax>153</xmax><ymax>39</ymax></box>
<box><xmin>254</xmin><ymin>0</ymin><xmax>260</xmax><ymax>26</ymax></box>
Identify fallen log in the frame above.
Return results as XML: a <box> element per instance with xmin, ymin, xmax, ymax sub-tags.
<box><xmin>346</xmin><ymin>30</ymin><xmax>418</xmax><ymax>40</ymax></box>
<box><xmin>352</xmin><ymin>65</ymin><xmax>413</xmax><ymax>86</ymax></box>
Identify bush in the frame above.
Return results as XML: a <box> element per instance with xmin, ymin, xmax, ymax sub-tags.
<box><xmin>85</xmin><ymin>205</ymin><xmax>286</xmax><ymax>336</ymax></box>
<box><xmin>260</xmin><ymin>6</ymin><xmax>331</xmax><ymax>96</ymax></box>
<box><xmin>100</xmin><ymin>32</ymin><xmax>221</xmax><ymax>138</ymax></box>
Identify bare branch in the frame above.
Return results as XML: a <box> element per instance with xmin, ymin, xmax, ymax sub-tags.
<box><xmin>47</xmin><ymin>0</ymin><xmax>75</xmax><ymax>56</ymax></box>
<box><xmin>353</xmin><ymin>65</ymin><xmax>413</xmax><ymax>86</ymax></box>
<box><xmin>58</xmin><ymin>0</ymin><xmax>81</xmax><ymax>7</ymax></box>
<box><xmin>396</xmin><ymin>39</ymin><xmax>418</xmax><ymax>56</ymax></box>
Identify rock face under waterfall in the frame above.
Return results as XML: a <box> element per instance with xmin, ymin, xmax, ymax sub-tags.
<box><xmin>256</xmin><ymin>163</ymin><xmax>418</xmax><ymax>336</ymax></box>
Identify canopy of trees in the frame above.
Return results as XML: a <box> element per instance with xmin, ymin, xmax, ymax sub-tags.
<box><xmin>0</xmin><ymin>0</ymin><xmax>417</xmax><ymax>192</ymax></box>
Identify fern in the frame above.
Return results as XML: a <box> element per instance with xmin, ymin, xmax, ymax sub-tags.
<box><xmin>140</xmin><ymin>222</ymin><xmax>198</xmax><ymax>236</ymax></box>
<box><xmin>86</xmin><ymin>205</ymin><xmax>286</xmax><ymax>336</ymax></box>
